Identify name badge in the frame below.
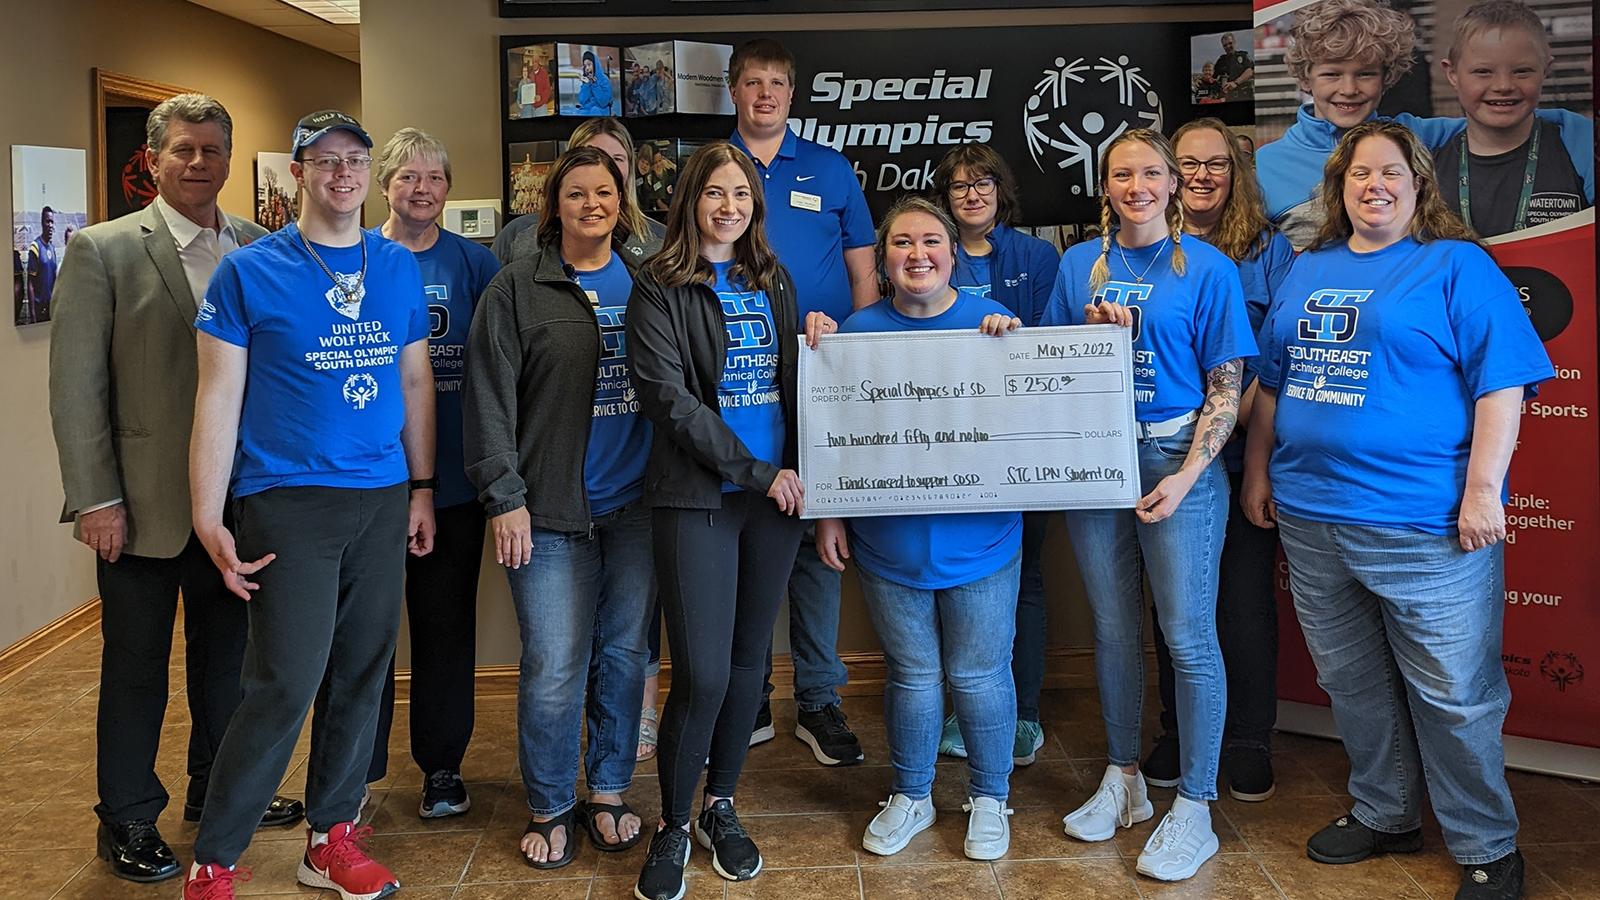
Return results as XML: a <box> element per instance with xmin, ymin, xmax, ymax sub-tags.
<box><xmin>790</xmin><ymin>190</ymin><xmax>822</xmax><ymax>212</ymax></box>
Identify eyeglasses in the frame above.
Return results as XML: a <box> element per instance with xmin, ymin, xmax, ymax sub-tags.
<box><xmin>1177</xmin><ymin>157</ymin><xmax>1232</xmax><ymax>176</ymax></box>
<box><xmin>946</xmin><ymin>176</ymin><xmax>997</xmax><ymax>198</ymax></box>
<box><xmin>302</xmin><ymin>155</ymin><xmax>373</xmax><ymax>172</ymax></box>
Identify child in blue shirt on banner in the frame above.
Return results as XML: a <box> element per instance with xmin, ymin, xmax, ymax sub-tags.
<box><xmin>1043</xmin><ymin>128</ymin><xmax>1254</xmax><ymax>884</ymax></box>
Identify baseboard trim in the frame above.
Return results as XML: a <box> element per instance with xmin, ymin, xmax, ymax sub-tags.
<box><xmin>0</xmin><ymin>598</ymin><xmax>102</xmax><ymax>685</ymax></box>
<box><xmin>392</xmin><ymin>647</ymin><xmax>1104</xmax><ymax>703</ymax></box>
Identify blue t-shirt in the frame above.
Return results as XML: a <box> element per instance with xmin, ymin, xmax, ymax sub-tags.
<box><xmin>837</xmin><ymin>290</ymin><xmax>1024</xmax><ymax>589</ymax></box>
<box><xmin>1043</xmin><ymin>235</ymin><xmax>1256</xmax><ymax>423</ymax></box>
<box><xmin>1221</xmin><ymin>229</ymin><xmax>1294</xmax><ymax>473</ymax></box>
<box><xmin>952</xmin><ymin>247</ymin><xmax>993</xmax><ymax>300</ymax></box>
<box><xmin>730</xmin><ymin>128</ymin><xmax>875</xmax><ymax>324</ymax></box>
<box><xmin>368</xmin><ymin>227</ymin><xmax>499</xmax><ymax>508</ymax></box>
<box><xmin>572</xmin><ymin>251</ymin><xmax>650</xmax><ymax>513</ymax></box>
<box><xmin>196</xmin><ymin>223</ymin><xmax>430</xmax><ymax>498</ymax></box>
<box><xmin>712</xmin><ymin>260</ymin><xmax>785</xmax><ymax>492</ymax></box>
<box><xmin>1256</xmin><ymin>237</ymin><xmax>1554</xmax><ymax>534</ymax></box>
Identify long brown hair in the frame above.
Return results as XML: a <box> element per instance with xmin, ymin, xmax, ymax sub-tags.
<box><xmin>931</xmin><ymin>143</ymin><xmax>1023</xmax><ymax>228</ymax></box>
<box><xmin>534</xmin><ymin>146</ymin><xmax>634</xmax><ymax>250</ymax></box>
<box><xmin>643</xmin><ymin>142</ymin><xmax>781</xmax><ymax>293</ymax></box>
<box><xmin>1171</xmin><ymin>118</ymin><xmax>1273</xmax><ymax>262</ymax></box>
<box><xmin>568</xmin><ymin>117</ymin><xmax>650</xmax><ymax>238</ymax></box>
<box><xmin>1308</xmin><ymin>120</ymin><xmax>1481</xmax><ymax>251</ymax></box>
<box><xmin>1088</xmin><ymin>129</ymin><xmax>1188</xmax><ymax>297</ymax></box>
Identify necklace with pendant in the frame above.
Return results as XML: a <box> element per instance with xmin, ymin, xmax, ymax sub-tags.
<box><xmin>299</xmin><ymin>226</ymin><xmax>367</xmax><ymax>307</ymax></box>
<box><xmin>1116</xmin><ymin>235</ymin><xmax>1168</xmax><ymax>284</ymax></box>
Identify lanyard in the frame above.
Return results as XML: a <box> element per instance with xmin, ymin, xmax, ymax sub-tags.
<box><xmin>1459</xmin><ymin>124</ymin><xmax>1539</xmax><ymax>233</ymax></box>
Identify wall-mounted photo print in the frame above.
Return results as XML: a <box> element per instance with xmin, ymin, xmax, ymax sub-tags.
<box><xmin>507</xmin><ymin>44</ymin><xmax>558</xmax><ymax>120</ymax></box>
<box><xmin>11</xmin><ymin>145</ymin><xmax>87</xmax><ymax>327</ymax></box>
<box><xmin>1190</xmin><ymin>28</ymin><xmax>1254</xmax><ymax>105</ymax></box>
<box><xmin>255</xmin><ymin>152</ymin><xmax>297</xmax><ymax>232</ymax></box>
<box><xmin>507</xmin><ymin>140</ymin><xmax>562</xmax><ymax>215</ymax></box>
<box><xmin>558</xmin><ymin>43</ymin><xmax>623</xmax><ymax>116</ymax></box>
<box><xmin>624</xmin><ymin>40</ymin><xmax>734</xmax><ymax>116</ymax></box>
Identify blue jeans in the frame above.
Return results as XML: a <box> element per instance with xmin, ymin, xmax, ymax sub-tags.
<box><xmin>1275</xmin><ymin>512</ymin><xmax>1517</xmax><ymax>865</ymax></box>
<box><xmin>857</xmin><ymin>552</ymin><xmax>1021</xmax><ymax>802</ymax></box>
<box><xmin>1064</xmin><ymin>427</ymin><xmax>1227</xmax><ymax>802</ymax></box>
<box><xmin>506</xmin><ymin>501</ymin><xmax>654</xmax><ymax>816</ymax></box>
<box><xmin>763</xmin><ymin>526</ymin><xmax>849</xmax><ymax>711</ymax></box>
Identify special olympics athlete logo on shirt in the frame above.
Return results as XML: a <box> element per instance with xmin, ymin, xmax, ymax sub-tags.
<box><xmin>718</xmin><ymin>290</ymin><xmax>772</xmax><ymax>350</ymax></box>
<box><xmin>1297</xmin><ymin>289</ymin><xmax>1372</xmax><ymax>344</ymax></box>
<box><xmin>1024</xmin><ymin>55</ymin><xmax>1165</xmax><ymax>198</ymax></box>
<box><xmin>342</xmin><ymin>372</ymin><xmax>379</xmax><ymax>410</ymax></box>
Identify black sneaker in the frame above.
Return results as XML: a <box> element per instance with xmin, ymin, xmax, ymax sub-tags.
<box><xmin>1307</xmin><ymin>815</ymin><xmax>1423</xmax><ymax>864</ymax></box>
<box><xmin>749</xmin><ymin>700</ymin><xmax>775</xmax><ymax>747</ymax></box>
<box><xmin>634</xmin><ymin>825</ymin><xmax>692</xmax><ymax>900</ymax></box>
<box><xmin>419</xmin><ymin>769</ymin><xmax>471</xmax><ymax>819</ymax></box>
<box><xmin>1457</xmin><ymin>850</ymin><xmax>1524</xmax><ymax>900</ymax></box>
<box><xmin>794</xmin><ymin>704</ymin><xmax>864</xmax><ymax>766</ymax></box>
<box><xmin>693</xmin><ymin>799</ymin><xmax>763</xmax><ymax>881</ymax></box>
<box><xmin>1224</xmin><ymin>743</ymin><xmax>1276</xmax><ymax>802</ymax></box>
<box><xmin>1141</xmin><ymin>732</ymin><xmax>1180</xmax><ymax>788</ymax></box>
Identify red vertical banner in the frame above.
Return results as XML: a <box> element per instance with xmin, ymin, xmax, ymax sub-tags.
<box><xmin>1254</xmin><ymin>0</ymin><xmax>1598</xmax><ymax>751</ymax></box>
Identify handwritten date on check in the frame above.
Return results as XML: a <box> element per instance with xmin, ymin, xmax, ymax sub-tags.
<box><xmin>797</xmin><ymin>325</ymin><xmax>1140</xmax><ymax>518</ymax></box>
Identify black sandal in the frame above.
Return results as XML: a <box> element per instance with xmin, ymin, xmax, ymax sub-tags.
<box><xmin>579</xmin><ymin>798</ymin><xmax>644</xmax><ymax>852</ymax></box>
<box><xmin>522</xmin><ymin>808</ymin><xmax>577</xmax><ymax>869</ymax></box>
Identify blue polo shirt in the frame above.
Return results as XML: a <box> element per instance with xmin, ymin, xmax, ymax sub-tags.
<box><xmin>730</xmin><ymin>128</ymin><xmax>875</xmax><ymax>325</ymax></box>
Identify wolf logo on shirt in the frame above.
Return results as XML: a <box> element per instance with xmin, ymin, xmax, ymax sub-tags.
<box><xmin>326</xmin><ymin>273</ymin><xmax>366</xmax><ymax>321</ymax></box>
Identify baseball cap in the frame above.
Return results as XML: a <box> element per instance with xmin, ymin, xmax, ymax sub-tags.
<box><xmin>290</xmin><ymin>110</ymin><xmax>372</xmax><ymax>158</ymax></box>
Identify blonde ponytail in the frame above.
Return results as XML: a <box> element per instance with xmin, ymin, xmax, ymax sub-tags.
<box><xmin>1087</xmin><ymin>195</ymin><xmax>1113</xmax><ymax>297</ymax></box>
<box><xmin>1168</xmin><ymin>198</ymin><xmax>1188</xmax><ymax>278</ymax></box>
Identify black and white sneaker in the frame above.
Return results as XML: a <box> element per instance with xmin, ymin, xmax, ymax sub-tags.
<box><xmin>419</xmin><ymin>769</ymin><xmax>471</xmax><ymax>819</ymax></box>
<box><xmin>634</xmin><ymin>825</ymin><xmax>692</xmax><ymax>900</ymax></box>
<box><xmin>693</xmin><ymin>799</ymin><xmax>762</xmax><ymax>881</ymax></box>
<box><xmin>750</xmin><ymin>700</ymin><xmax>776</xmax><ymax>746</ymax></box>
<box><xmin>794</xmin><ymin>704</ymin><xmax>864</xmax><ymax>767</ymax></box>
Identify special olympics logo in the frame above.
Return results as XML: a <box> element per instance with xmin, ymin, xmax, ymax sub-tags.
<box><xmin>1024</xmin><ymin>55</ymin><xmax>1164</xmax><ymax>197</ymax></box>
<box><xmin>342</xmin><ymin>372</ymin><xmax>379</xmax><ymax>410</ymax></box>
<box><xmin>1539</xmin><ymin>651</ymin><xmax>1584</xmax><ymax>692</ymax></box>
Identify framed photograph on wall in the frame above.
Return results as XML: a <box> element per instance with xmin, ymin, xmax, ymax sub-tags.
<box><xmin>1190</xmin><ymin>29</ymin><xmax>1254</xmax><ymax>105</ymax></box>
<box><xmin>93</xmin><ymin>69</ymin><xmax>194</xmax><ymax>223</ymax></box>
<box><xmin>11</xmin><ymin>145</ymin><xmax>87</xmax><ymax>327</ymax></box>
<box><xmin>255</xmin><ymin>152</ymin><xmax>297</xmax><ymax>231</ymax></box>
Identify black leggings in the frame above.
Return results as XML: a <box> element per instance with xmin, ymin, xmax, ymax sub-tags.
<box><xmin>653</xmin><ymin>491</ymin><xmax>803</xmax><ymax>827</ymax></box>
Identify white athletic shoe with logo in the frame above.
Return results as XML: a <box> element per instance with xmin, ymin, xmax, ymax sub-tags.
<box><xmin>1062</xmin><ymin>764</ymin><xmax>1153</xmax><ymax>842</ymax></box>
<box><xmin>1135</xmin><ymin>796</ymin><xmax>1219</xmax><ymax>881</ymax></box>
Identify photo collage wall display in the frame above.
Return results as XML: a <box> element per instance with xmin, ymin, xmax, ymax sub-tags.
<box><xmin>624</xmin><ymin>40</ymin><xmax>734</xmax><ymax>117</ymax></box>
<box><xmin>506</xmin><ymin>140</ymin><xmax>564</xmax><ymax>215</ymax></box>
<box><xmin>635</xmin><ymin>138</ymin><xmax>707</xmax><ymax>214</ymax></box>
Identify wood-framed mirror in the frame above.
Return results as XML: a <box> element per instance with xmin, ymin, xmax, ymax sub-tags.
<box><xmin>93</xmin><ymin>68</ymin><xmax>194</xmax><ymax>223</ymax></box>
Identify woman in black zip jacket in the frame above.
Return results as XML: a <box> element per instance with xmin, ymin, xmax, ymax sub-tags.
<box><xmin>462</xmin><ymin>146</ymin><xmax>655</xmax><ymax>870</ymax></box>
<box><xmin>625</xmin><ymin>142</ymin><xmax>835</xmax><ymax>900</ymax></box>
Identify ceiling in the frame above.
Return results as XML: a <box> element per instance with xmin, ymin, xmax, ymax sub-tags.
<box><xmin>186</xmin><ymin>0</ymin><xmax>360</xmax><ymax>62</ymax></box>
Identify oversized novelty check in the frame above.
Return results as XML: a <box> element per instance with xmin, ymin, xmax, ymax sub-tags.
<box><xmin>798</xmin><ymin>324</ymin><xmax>1140</xmax><ymax>518</ymax></box>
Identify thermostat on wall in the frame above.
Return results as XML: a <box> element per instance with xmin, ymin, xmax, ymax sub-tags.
<box><xmin>443</xmin><ymin>200</ymin><xmax>500</xmax><ymax>239</ymax></box>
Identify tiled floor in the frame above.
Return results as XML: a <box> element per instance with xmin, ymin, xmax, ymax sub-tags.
<box><xmin>2</xmin><ymin>626</ymin><xmax>1598</xmax><ymax>898</ymax></box>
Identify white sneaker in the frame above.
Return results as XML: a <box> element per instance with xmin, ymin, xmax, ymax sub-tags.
<box><xmin>1062</xmin><ymin>764</ymin><xmax>1153</xmax><ymax>842</ymax></box>
<box><xmin>861</xmin><ymin>793</ymin><xmax>935</xmax><ymax>856</ymax></box>
<box><xmin>962</xmin><ymin>796</ymin><xmax>1013</xmax><ymax>860</ymax></box>
<box><xmin>1135</xmin><ymin>796</ymin><xmax>1219</xmax><ymax>881</ymax></box>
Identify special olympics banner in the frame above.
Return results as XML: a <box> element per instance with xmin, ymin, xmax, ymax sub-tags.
<box><xmin>1254</xmin><ymin>0</ymin><xmax>1598</xmax><ymax>754</ymax></box>
<box><xmin>503</xmin><ymin>21</ymin><xmax>1247</xmax><ymax>224</ymax></box>
<box><xmin>797</xmin><ymin>326</ymin><xmax>1141</xmax><ymax>518</ymax></box>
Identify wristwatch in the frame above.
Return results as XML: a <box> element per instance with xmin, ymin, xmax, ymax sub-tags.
<box><xmin>409</xmin><ymin>478</ymin><xmax>438</xmax><ymax>492</ymax></box>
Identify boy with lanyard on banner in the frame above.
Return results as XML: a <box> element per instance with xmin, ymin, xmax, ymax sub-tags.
<box><xmin>185</xmin><ymin>110</ymin><xmax>434</xmax><ymax>900</ymax></box>
<box><xmin>1432</xmin><ymin>0</ymin><xmax>1593</xmax><ymax>237</ymax></box>
<box><xmin>1254</xmin><ymin>0</ymin><xmax>1590</xmax><ymax>249</ymax></box>
<box><xmin>725</xmin><ymin>37</ymin><xmax>879</xmax><ymax>768</ymax></box>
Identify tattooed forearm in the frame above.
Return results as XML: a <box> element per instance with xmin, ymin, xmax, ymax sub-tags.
<box><xmin>1189</xmin><ymin>358</ymin><xmax>1243</xmax><ymax>468</ymax></box>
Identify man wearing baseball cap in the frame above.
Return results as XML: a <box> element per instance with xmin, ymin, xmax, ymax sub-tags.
<box><xmin>184</xmin><ymin>109</ymin><xmax>436</xmax><ymax>900</ymax></box>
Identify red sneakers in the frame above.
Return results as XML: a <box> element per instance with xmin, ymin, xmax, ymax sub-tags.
<box><xmin>296</xmin><ymin>822</ymin><xmax>400</xmax><ymax>900</ymax></box>
<box><xmin>183</xmin><ymin>864</ymin><xmax>251</xmax><ymax>899</ymax></box>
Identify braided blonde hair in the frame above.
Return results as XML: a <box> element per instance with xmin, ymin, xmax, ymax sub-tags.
<box><xmin>1088</xmin><ymin>129</ymin><xmax>1188</xmax><ymax>297</ymax></box>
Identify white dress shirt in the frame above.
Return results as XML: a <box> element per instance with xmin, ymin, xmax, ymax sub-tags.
<box><xmin>153</xmin><ymin>194</ymin><xmax>241</xmax><ymax>308</ymax></box>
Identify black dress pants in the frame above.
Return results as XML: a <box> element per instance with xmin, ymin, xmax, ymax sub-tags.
<box><xmin>94</xmin><ymin>532</ymin><xmax>248</xmax><ymax>824</ymax></box>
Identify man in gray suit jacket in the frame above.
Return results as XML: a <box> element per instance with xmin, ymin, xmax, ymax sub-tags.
<box><xmin>48</xmin><ymin>93</ymin><xmax>303</xmax><ymax>884</ymax></box>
